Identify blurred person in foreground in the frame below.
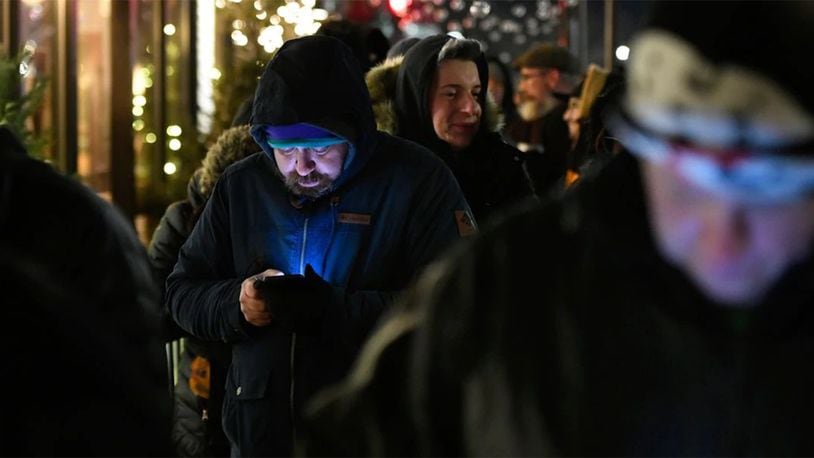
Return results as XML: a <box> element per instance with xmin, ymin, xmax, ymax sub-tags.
<box><xmin>0</xmin><ymin>126</ymin><xmax>171</xmax><ymax>455</ymax></box>
<box><xmin>306</xmin><ymin>2</ymin><xmax>814</xmax><ymax>455</ymax></box>
<box><xmin>166</xmin><ymin>35</ymin><xmax>472</xmax><ymax>456</ymax></box>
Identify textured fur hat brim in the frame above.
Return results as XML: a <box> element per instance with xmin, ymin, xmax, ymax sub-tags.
<box><xmin>366</xmin><ymin>56</ymin><xmax>403</xmax><ymax>135</ymax></box>
<box><xmin>198</xmin><ymin>125</ymin><xmax>262</xmax><ymax>198</ymax></box>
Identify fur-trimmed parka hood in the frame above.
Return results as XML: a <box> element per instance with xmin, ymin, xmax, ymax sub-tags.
<box><xmin>195</xmin><ymin>125</ymin><xmax>261</xmax><ymax>203</ymax></box>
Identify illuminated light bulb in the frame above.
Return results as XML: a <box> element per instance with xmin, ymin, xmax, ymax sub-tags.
<box><xmin>615</xmin><ymin>45</ymin><xmax>630</xmax><ymax>61</ymax></box>
<box><xmin>470</xmin><ymin>1</ymin><xmax>491</xmax><ymax>19</ymax></box>
<box><xmin>388</xmin><ymin>0</ymin><xmax>410</xmax><ymax>17</ymax></box>
<box><xmin>312</xmin><ymin>8</ymin><xmax>328</xmax><ymax>20</ymax></box>
<box><xmin>167</xmin><ymin>125</ymin><xmax>183</xmax><ymax>137</ymax></box>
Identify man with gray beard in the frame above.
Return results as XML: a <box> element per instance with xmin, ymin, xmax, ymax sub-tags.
<box><xmin>506</xmin><ymin>43</ymin><xmax>580</xmax><ymax>196</ymax></box>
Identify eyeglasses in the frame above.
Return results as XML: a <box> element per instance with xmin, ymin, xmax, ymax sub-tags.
<box><xmin>518</xmin><ymin>70</ymin><xmax>551</xmax><ymax>82</ymax></box>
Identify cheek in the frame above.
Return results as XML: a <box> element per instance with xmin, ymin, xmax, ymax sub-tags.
<box><xmin>643</xmin><ymin>163</ymin><xmax>704</xmax><ymax>263</ymax></box>
<box><xmin>652</xmin><ymin>201</ymin><xmax>704</xmax><ymax>263</ymax></box>
<box><xmin>274</xmin><ymin>155</ymin><xmax>293</xmax><ymax>173</ymax></box>
<box><xmin>750</xmin><ymin>205</ymin><xmax>814</xmax><ymax>265</ymax></box>
<box><xmin>431</xmin><ymin>103</ymin><xmax>450</xmax><ymax>137</ymax></box>
<box><xmin>317</xmin><ymin>156</ymin><xmax>344</xmax><ymax>178</ymax></box>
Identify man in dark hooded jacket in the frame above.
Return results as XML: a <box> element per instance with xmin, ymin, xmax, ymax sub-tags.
<box><xmin>166</xmin><ymin>35</ymin><xmax>472</xmax><ymax>456</ymax></box>
<box><xmin>305</xmin><ymin>2</ymin><xmax>814</xmax><ymax>456</ymax></box>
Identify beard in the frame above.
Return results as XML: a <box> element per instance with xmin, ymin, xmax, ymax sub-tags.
<box><xmin>517</xmin><ymin>100</ymin><xmax>546</xmax><ymax>121</ymax></box>
<box><xmin>275</xmin><ymin>168</ymin><xmax>335</xmax><ymax>199</ymax></box>
<box><xmin>517</xmin><ymin>93</ymin><xmax>559</xmax><ymax>122</ymax></box>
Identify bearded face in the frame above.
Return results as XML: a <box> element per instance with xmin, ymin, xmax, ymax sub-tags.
<box><xmin>272</xmin><ymin>143</ymin><xmax>349</xmax><ymax>199</ymax></box>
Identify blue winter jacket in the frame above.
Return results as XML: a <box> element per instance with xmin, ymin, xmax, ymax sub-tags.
<box><xmin>166</xmin><ymin>36</ymin><xmax>472</xmax><ymax>455</ymax></box>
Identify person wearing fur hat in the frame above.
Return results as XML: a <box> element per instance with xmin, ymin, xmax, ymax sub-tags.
<box><xmin>305</xmin><ymin>2</ymin><xmax>814</xmax><ymax>456</ymax></box>
<box><xmin>165</xmin><ymin>35</ymin><xmax>471</xmax><ymax>456</ymax></box>
<box><xmin>148</xmin><ymin>102</ymin><xmax>261</xmax><ymax>457</ymax></box>
<box><xmin>366</xmin><ymin>35</ymin><xmax>534</xmax><ymax>226</ymax></box>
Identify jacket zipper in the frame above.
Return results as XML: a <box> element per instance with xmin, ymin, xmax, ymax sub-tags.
<box><xmin>290</xmin><ymin>217</ymin><xmax>308</xmax><ymax>445</ymax></box>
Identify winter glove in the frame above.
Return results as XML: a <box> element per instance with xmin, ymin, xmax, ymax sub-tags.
<box><xmin>253</xmin><ymin>265</ymin><xmax>333</xmax><ymax>335</ymax></box>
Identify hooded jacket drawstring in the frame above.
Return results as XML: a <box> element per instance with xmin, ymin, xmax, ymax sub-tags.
<box><xmin>321</xmin><ymin>196</ymin><xmax>339</xmax><ymax>277</ymax></box>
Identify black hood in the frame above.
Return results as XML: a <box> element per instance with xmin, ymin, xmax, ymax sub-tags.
<box><xmin>394</xmin><ymin>35</ymin><xmax>490</xmax><ymax>156</ymax></box>
<box><xmin>250</xmin><ymin>35</ymin><xmax>378</xmax><ymax>190</ymax></box>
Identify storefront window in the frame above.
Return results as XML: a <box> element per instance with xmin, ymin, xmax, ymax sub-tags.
<box><xmin>16</xmin><ymin>0</ymin><xmax>57</xmax><ymax>164</ymax></box>
<box><xmin>132</xmin><ymin>0</ymin><xmax>200</xmax><ymax>243</ymax></box>
<box><xmin>133</xmin><ymin>0</ymin><xmax>159</xmax><ymax>217</ymax></box>
<box><xmin>76</xmin><ymin>0</ymin><xmax>112</xmax><ymax>198</ymax></box>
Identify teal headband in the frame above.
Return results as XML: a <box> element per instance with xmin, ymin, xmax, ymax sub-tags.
<box><xmin>266</xmin><ymin>136</ymin><xmax>347</xmax><ymax>149</ymax></box>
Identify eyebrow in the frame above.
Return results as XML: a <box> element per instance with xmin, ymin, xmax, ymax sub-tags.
<box><xmin>440</xmin><ymin>83</ymin><xmax>482</xmax><ymax>90</ymax></box>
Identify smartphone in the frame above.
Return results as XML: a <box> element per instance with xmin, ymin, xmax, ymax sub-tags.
<box><xmin>253</xmin><ymin>273</ymin><xmax>307</xmax><ymax>293</ymax></box>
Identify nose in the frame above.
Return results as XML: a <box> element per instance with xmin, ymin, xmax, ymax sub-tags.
<box><xmin>459</xmin><ymin>92</ymin><xmax>481</xmax><ymax>117</ymax></box>
<box><xmin>703</xmin><ymin>200</ymin><xmax>750</xmax><ymax>262</ymax></box>
<box><xmin>294</xmin><ymin>149</ymin><xmax>315</xmax><ymax>176</ymax></box>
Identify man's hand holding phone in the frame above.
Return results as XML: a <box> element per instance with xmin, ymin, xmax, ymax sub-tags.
<box><xmin>249</xmin><ymin>265</ymin><xmax>332</xmax><ymax>334</ymax></box>
<box><xmin>240</xmin><ymin>268</ymin><xmax>284</xmax><ymax>327</ymax></box>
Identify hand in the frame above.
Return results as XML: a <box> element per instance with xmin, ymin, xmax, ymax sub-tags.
<box><xmin>239</xmin><ymin>268</ymin><xmax>283</xmax><ymax>327</ymax></box>
<box><xmin>264</xmin><ymin>265</ymin><xmax>333</xmax><ymax>335</ymax></box>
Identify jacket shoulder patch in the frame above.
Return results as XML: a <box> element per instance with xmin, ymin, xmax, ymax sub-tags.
<box><xmin>338</xmin><ymin>212</ymin><xmax>372</xmax><ymax>225</ymax></box>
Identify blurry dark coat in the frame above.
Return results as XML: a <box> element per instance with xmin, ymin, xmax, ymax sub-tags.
<box><xmin>505</xmin><ymin>97</ymin><xmax>572</xmax><ymax>197</ymax></box>
<box><xmin>306</xmin><ymin>152</ymin><xmax>814</xmax><ymax>456</ymax></box>
<box><xmin>149</xmin><ymin>124</ymin><xmax>259</xmax><ymax>457</ymax></box>
<box><xmin>0</xmin><ymin>127</ymin><xmax>171</xmax><ymax>456</ymax></box>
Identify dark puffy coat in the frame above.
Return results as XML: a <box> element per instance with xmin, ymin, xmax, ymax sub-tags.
<box><xmin>149</xmin><ymin>125</ymin><xmax>259</xmax><ymax>457</ymax></box>
<box><xmin>505</xmin><ymin>98</ymin><xmax>572</xmax><ymax>197</ymax></box>
<box><xmin>0</xmin><ymin>127</ymin><xmax>171</xmax><ymax>455</ymax></box>
<box><xmin>367</xmin><ymin>36</ymin><xmax>534</xmax><ymax>226</ymax></box>
<box><xmin>306</xmin><ymin>151</ymin><xmax>814</xmax><ymax>456</ymax></box>
<box><xmin>166</xmin><ymin>36</ymin><xmax>472</xmax><ymax>456</ymax></box>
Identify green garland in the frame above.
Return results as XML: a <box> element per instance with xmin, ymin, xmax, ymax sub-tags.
<box><xmin>0</xmin><ymin>49</ymin><xmax>48</xmax><ymax>158</ymax></box>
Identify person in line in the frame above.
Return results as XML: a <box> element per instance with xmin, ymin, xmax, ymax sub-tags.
<box><xmin>486</xmin><ymin>55</ymin><xmax>519</xmax><ymax>129</ymax></box>
<box><xmin>366</xmin><ymin>34</ymin><xmax>533</xmax><ymax>226</ymax></box>
<box><xmin>306</xmin><ymin>1</ymin><xmax>814</xmax><ymax>455</ymax></box>
<box><xmin>149</xmin><ymin>99</ymin><xmax>260</xmax><ymax>457</ymax></box>
<box><xmin>166</xmin><ymin>35</ymin><xmax>473</xmax><ymax>456</ymax></box>
<box><xmin>506</xmin><ymin>42</ymin><xmax>581</xmax><ymax>196</ymax></box>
